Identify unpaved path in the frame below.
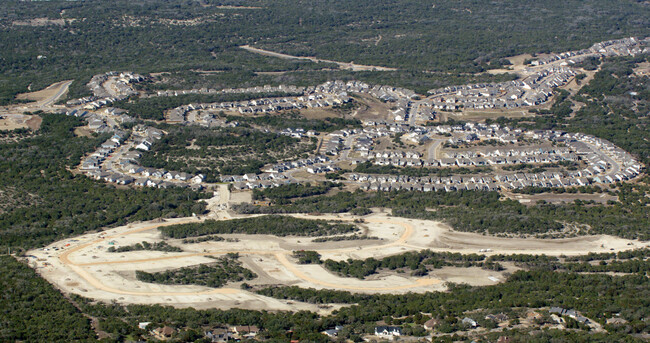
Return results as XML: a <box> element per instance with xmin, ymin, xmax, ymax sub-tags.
<box><xmin>241</xmin><ymin>45</ymin><xmax>398</xmax><ymax>71</ymax></box>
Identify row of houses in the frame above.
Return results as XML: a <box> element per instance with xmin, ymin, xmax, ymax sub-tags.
<box><xmin>80</xmin><ymin>132</ymin><xmax>128</xmax><ymax>170</ymax></box>
<box><xmin>83</xmin><ymin>169</ymin><xmax>203</xmax><ymax>190</ymax></box>
<box><xmin>124</xmin><ymin>165</ymin><xmax>203</xmax><ymax>183</ymax></box>
<box><xmin>76</xmin><ymin>72</ymin><xmax>144</xmax><ymax>110</ymax></box>
<box><xmin>151</xmin><ymin>84</ymin><xmax>304</xmax><ymax>97</ymax></box>
<box><xmin>549</xmin><ymin>307</ymin><xmax>590</xmax><ymax>324</ymax></box>
<box><xmin>532</xmin><ymin>37</ymin><xmax>647</xmax><ymax>66</ymax></box>
<box><xmin>279</xmin><ymin>127</ymin><xmax>318</xmax><ymax>138</ymax></box>
<box><xmin>314</xmin><ymin>80</ymin><xmax>418</xmax><ymax>101</ymax></box>
<box><xmin>261</xmin><ymin>155</ymin><xmax>331</xmax><ymax>173</ymax></box>
<box><xmin>166</xmin><ymin>93</ymin><xmax>351</xmax><ymax>123</ymax></box>
<box><xmin>230</xmin><ymin>178</ymin><xmax>298</xmax><ymax>191</ymax></box>
<box><xmin>426</xmin><ymin>67</ymin><xmax>575</xmax><ymax>109</ymax></box>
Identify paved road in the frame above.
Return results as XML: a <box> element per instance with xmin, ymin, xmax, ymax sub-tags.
<box><xmin>426</xmin><ymin>139</ymin><xmax>444</xmax><ymax>161</ymax></box>
<box><xmin>38</xmin><ymin>80</ymin><xmax>73</xmax><ymax>107</ymax></box>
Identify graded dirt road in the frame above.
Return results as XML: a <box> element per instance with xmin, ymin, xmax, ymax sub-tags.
<box><xmin>241</xmin><ymin>45</ymin><xmax>398</xmax><ymax>71</ymax></box>
<box><xmin>29</xmin><ymin>211</ymin><xmax>647</xmax><ymax>311</ymax></box>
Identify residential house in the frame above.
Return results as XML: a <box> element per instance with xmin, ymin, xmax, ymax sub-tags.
<box><xmin>374</xmin><ymin>326</ymin><xmax>402</xmax><ymax>337</ymax></box>
<box><xmin>151</xmin><ymin>326</ymin><xmax>175</xmax><ymax>340</ymax></box>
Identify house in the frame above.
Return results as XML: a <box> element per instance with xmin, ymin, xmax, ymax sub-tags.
<box><xmin>485</xmin><ymin>313</ymin><xmax>509</xmax><ymax>322</ymax></box>
<box><xmin>462</xmin><ymin>317</ymin><xmax>478</xmax><ymax>328</ymax></box>
<box><xmin>423</xmin><ymin>318</ymin><xmax>439</xmax><ymax>330</ymax></box>
<box><xmin>205</xmin><ymin>328</ymin><xmax>230</xmax><ymax>343</ymax></box>
<box><xmin>117</xmin><ymin>176</ymin><xmax>134</xmax><ymax>185</ymax></box>
<box><xmin>374</xmin><ymin>326</ymin><xmax>402</xmax><ymax>336</ymax></box>
<box><xmin>135</xmin><ymin>178</ymin><xmax>149</xmax><ymax>187</ymax></box>
<box><xmin>151</xmin><ymin>170</ymin><xmax>166</xmax><ymax>178</ymax></box>
<box><xmin>151</xmin><ymin>326</ymin><xmax>175</xmax><ymax>340</ymax></box>
<box><xmin>322</xmin><ymin>325</ymin><xmax>344</xmax><ymax>337</ymax></box>
<box><xmin>158</xmin><ymin>181</ymin><xmax>175</xmax><ymax>189</ymax></box>
<box><xmin>232</xmin><ymin>325</ymin><xmax>259</xmax><ymax>337</ymax></box>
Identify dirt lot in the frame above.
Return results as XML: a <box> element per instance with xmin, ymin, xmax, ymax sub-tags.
<box><xmin>28</xmin><ymin>211</ymin><xmax>647</xmax><ymax>311</ymax></box>
<box><xmin>73</xmin><ymin>126</ymin><xmax>95</xmax><ymax>137</ymax></box>
<box><xmin>633</xmin><ymin>61</ymin><xmax>650</xmax><ymax>77</ymax></box>
<box><xmin>505</xmin><ymin>192</ymin><xmax>618</xmax><ymax>205</ymax></box>
<box><xmin>0</xmin><ymin>113</ymin><xmax>42</xmax><ymax>131</ymax></box>
<box><xmin>350</xmin><ymin>94</ymin><xmax>392</xmax><ymax>121</ymax></box>
<box><xmin>12</xmin><ymin>18</ymin><xmax>68</xmax><ymax>26</ymax></box>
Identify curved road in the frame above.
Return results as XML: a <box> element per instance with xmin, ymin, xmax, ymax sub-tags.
<box><xmin>56</xmin><ymin>215</ymin><xmax>440</xmax><ymax>296</ymax></box>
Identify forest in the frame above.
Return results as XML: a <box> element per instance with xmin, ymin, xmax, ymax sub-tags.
<box><xmin>234</xmin><ymin>177</ymin><xmax>650</xmax><ymax>240</ymax></box>
<box><xmin>136</xmin><ymin>253</ymin><xmax>257</xmax><ymax>288</ymax></box>
<box><xmin>252</xmin><ymin>182</ymin><xmax>342</xmax><ymax>204</ymax></box>
<box><xmin>2</xmin><ymin>0</ymin><xmax>649</xmax><ymax>104</ymax></box>
<box><xmin>0</xmin><ymin>114</ymin><xmax>207</xmax><ymax>251</ymax></box>
<box><xmin>319</xmin><ymin>248</ymin><xmax>649</xmax><ymax>280</ymax></box>
<box><xmin>159</xmin><ymin>215</ymin><xmax>359</xmax><ymax>238</ymax></box>
<box><xmin>0</xmin><ymin>256</ymin><xmax>95</xmax><ymax>341</ymax></box>
<box><xmin>108</xmin><ymin>241</ymin><xmax>182</xmax><ymax>253</ymax></box>
<box><xmin>353</xmin><ymin>161</ymin><xmax>492</xmax><ymax>177</ymax></box>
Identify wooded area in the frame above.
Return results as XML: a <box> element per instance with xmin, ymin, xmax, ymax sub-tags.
<box><xmin>136</xmin><ymin>253</ymin><xmax>256</xmax><ymax>288</ymax></box>
<box><xmin>0</xmin><ymin>115</ymin><xmax>207</xmax><ymax>251</ymax></box>
<box><xmin>159</xmin><ymin>215</ymin><xmax>358</xmax><ymax>238</ymax></box>
<box><xmin>2</xmin><ymin>0</ymin><xmax>648</xmax><ymax>103</ymax></box>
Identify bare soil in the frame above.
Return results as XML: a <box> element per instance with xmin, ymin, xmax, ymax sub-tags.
<box><xmin>28</xmin><ymin>212</ymin><xmax>646</xmax><ymax>312</ymax></box>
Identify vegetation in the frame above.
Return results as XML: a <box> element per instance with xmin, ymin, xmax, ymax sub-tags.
<box><xmin>292</xmin><ymin>250</ymin><xmax>322</xmax><ymax>264</ymax></box>
<box><xmin>492</xmin><ymin>56</ymin><xmax>650</xmax><ymax>166</ymax></box>
<box><xmin>234</xmin><ymin>179</ymin><xmax>650</xmax><ymax>240</ymax></box>
<box><xmin>107</xmin><ymin>241</ymin><xmax>182</xmax><ymax>253</ymax></box>
<box><xmin>311</xmin><ymin>234</ymin><xmax>379</xmax><ymax>243</ymax></box>
<box><xmin>0</xmin><ymin>256</ymin><xmax>95</xmax><ymax>341</ymax></box>
<box><xmin>252</xmin><ymin>182</ymin><xmax>341</xmax><ymax>203</ymax></box>
<box><xmin>0</xmin><ymin>115</ymin><xmax>206</xmax><ymax>251</ymax></box>
<box><xmin>136</xmin><ymin>253</ymin><xmax>256</xmax><ymax>288</ymax></box>
<box><xmin>181</xmin><ymin>235</ymin><xmax>240</xmax><ymax>244</ymax></box>
<box><xmin>322</xmin><ymin>250</ymin><xmax>501</xmax><ymax>279</ymax></box>
<box><xmin>3</xmin><ymin>0</ymin><xmax>649</xmax><ymax>104</ymax></box>
<box><xmin>354</xmin><ymin>161</ymin><xmax>492</xmax><ymax>177</ymax></box>
<box><xmin>113</xmin><ymin>92</ymin><xmax>301</xmax><ymax>120</ymax></box>
<box><xmin>159</xmin><ymin>216</ymin><xmax>359</xmax><ymax>238</ymax></box>
<box><xmin>225</xmin><ymin>112</ymin><xmax>362</xmax><ymax>132</ymax></box>
<box><xmin>139</xmin><ymin>125</ymin><xmax>316</xmax><ymax>181</ymax></box>
<box><xmin>316</xmin><ymin>248</ymin><xmax>649</xmax><ymax>280</ymax></box>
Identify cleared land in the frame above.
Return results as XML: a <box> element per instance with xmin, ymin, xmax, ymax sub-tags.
<box><xmin>15</xmin><ymin>80</ymin><xmax>73</xmax><ymax>107</ymax></box>
<box><xmin>240</xmin><ymin>45</ymin><xmax>398</xmax><ymax>71</ymax></box>
<box><xmin>0</xmin><ymin>113</ymin><xmax>42</xmax><ymax>131</ymax></box>
<box><xmin>28</xmin><ymin>208</ymin><xmax>647</xmax><ymax>311</ymax></box>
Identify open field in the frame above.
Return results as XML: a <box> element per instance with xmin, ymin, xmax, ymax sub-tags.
<box><xmin>27</xmin><ymin>208</ymin><xmax>647</xmax><ymax>311</ymax></box>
